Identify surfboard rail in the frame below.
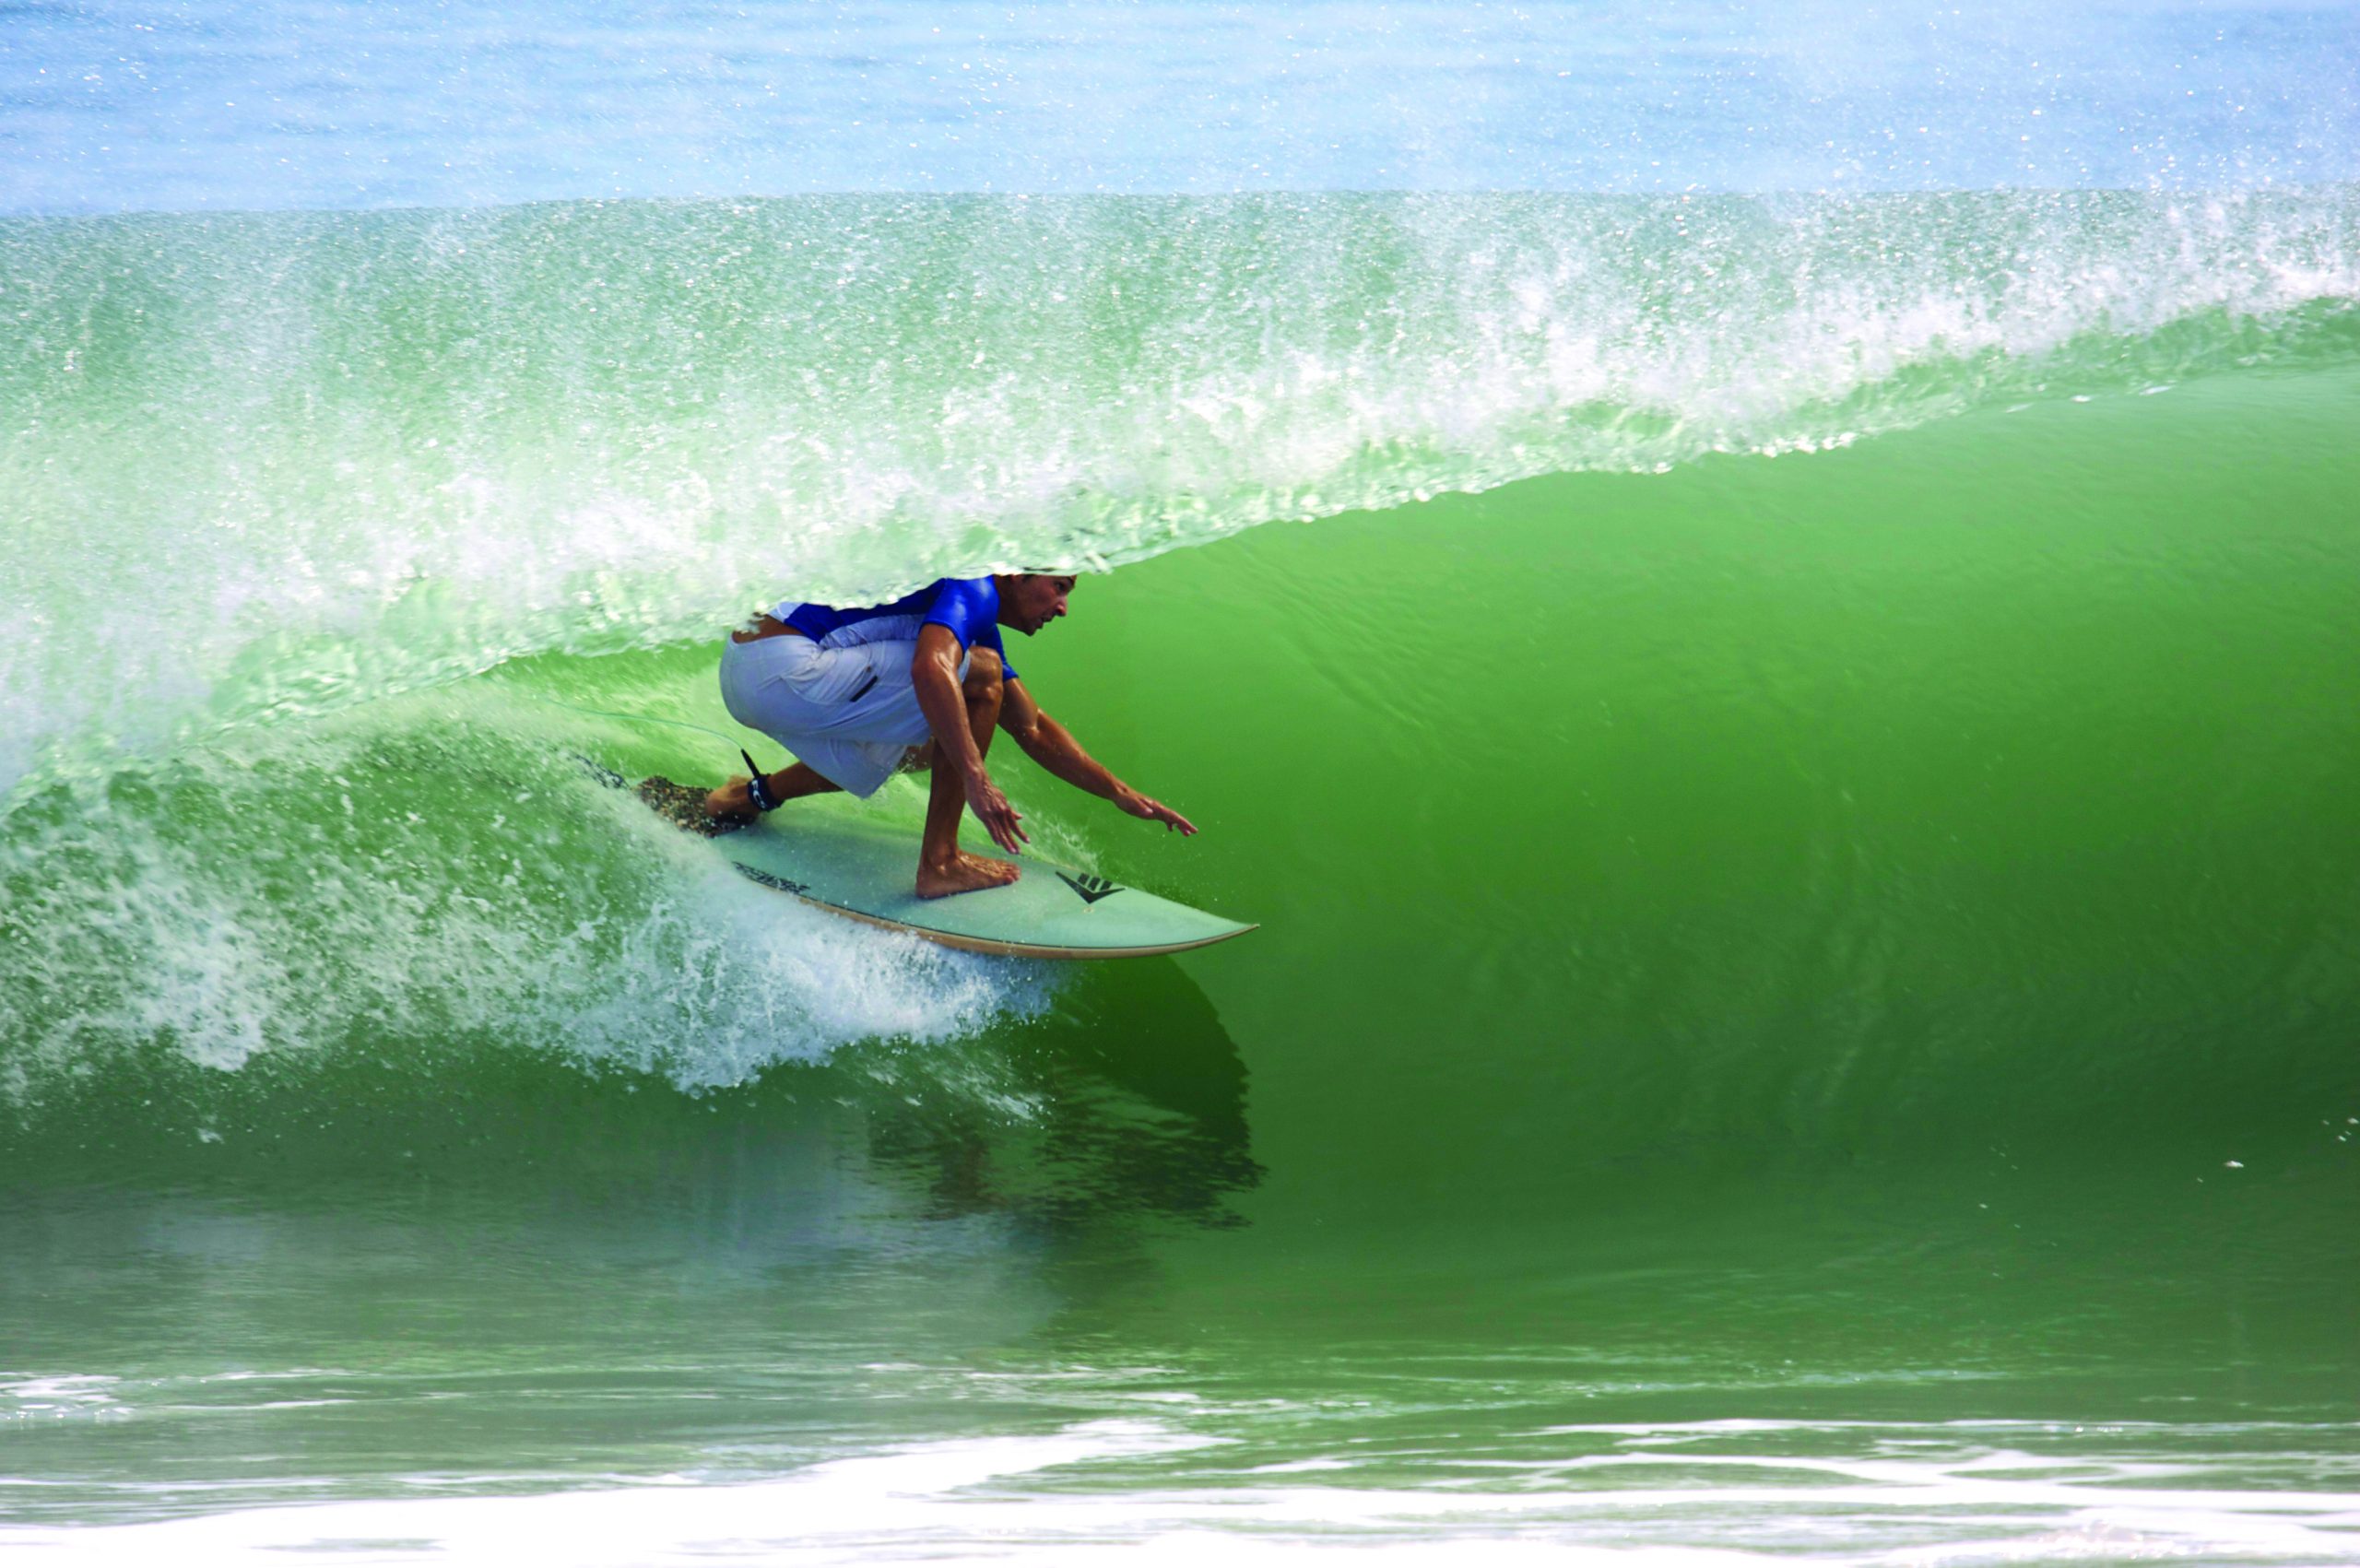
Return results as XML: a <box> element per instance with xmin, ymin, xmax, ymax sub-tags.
<box><xmin>732</xmin><ymin>857</ymin><xmax>1257</xmax><ymax>959</ymax></box>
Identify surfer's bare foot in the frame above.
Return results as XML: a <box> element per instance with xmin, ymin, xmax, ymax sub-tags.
<box><xmin>915</xmin><ymin>851</ymin><xmax>1020</xmax><ymax>900</ymax></box>
<box><xmin>703</xmin><ymin>777</ymin><xmax>758</xmax><ymax>826</ymax></box>
<box><xmin>635</xmin><ymin>776</ymin><xmax>745</xmax><ymax>837</ymax></box>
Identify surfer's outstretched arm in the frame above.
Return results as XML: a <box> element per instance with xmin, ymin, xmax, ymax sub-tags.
<box><xmin>997</xmin><ymin>679</ymin><xmax>1198</xmax><ymax>836</ymax></box>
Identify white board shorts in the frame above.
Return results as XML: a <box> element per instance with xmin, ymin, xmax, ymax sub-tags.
<box><xmin>718</xmin><ymin>632</ymin><xmax>966</xmax><ymax>799</ymax></box>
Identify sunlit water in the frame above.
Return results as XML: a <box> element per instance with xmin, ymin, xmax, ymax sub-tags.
<box><xmin>5</xmin><ymin>3</ymin><xmax>2358</xmax><ymax>1562</ymax></box>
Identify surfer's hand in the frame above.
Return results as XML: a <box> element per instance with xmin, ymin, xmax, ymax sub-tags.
<box><xmin>965</xmin><ymin>771</ymin><xmax>1030</xmax><ymax>854</ymax></box>
<box><xmin>1118</xmin><ymin>790</ymin><xmax>1198</xmax><ymax>836</ymax></box>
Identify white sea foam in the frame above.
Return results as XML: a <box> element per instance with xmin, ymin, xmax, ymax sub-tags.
<box><xmin>0</xmin><ymin>700</ymin><xmax>1054</xmax><ymax>1097</ymax></box>
<box><xmin>3</xmin><ymin>1416</ymin><xmax>2356</xmax><ymax>1563</ymax></box>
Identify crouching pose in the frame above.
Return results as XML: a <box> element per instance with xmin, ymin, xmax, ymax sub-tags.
<box><xmin>673</xmin><ymin>573</ymin><xmax>1195</xmax><ymax>898</ymax></box>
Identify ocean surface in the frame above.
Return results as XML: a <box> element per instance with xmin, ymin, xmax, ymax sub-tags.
<box><xmin>5</xmin><ymin>4</ymin><xmax>2359</xmax><ymax>1562</ymax></box>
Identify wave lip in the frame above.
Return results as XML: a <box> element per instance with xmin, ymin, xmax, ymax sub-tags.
<box><xmin>4</xmin><ymin>188</ymin><xmax>2357</xmax><ymax>791</ymax></box>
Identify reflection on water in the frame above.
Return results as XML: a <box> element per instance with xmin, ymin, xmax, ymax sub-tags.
<box><xmin>871</xmin><ymin>959</ymin><xmax>1261</xmax><ymax>1235</ymax></box>
<box><xmin>1</xmin><ymin>942</ymin><xmax>1257</xmax><ymax>1225</ymax></box>
<box><xmin>0</xmin><ymin>953</ymin><xmax>1258</xmax><ymax>1521</ymax></box>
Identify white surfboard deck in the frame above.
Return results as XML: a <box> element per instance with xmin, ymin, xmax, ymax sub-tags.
<box><xmin>724</xmin><ymin>810</ymin><xmax>1255</xmax><ymax>960</ymax></box>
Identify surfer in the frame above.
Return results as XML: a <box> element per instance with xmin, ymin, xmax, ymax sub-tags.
<box><xmin>650</xmin><ymin>574</ymin><xmax>1196</xmax><ymax>899</ymax></box>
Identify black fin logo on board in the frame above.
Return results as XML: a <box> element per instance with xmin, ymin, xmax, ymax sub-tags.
<box><xmin>1057</xmin><ymin>872</ymin><xmax>1126</xmax><ymax>905</ymax></box>
<box><xmin>735</xmin><ymin>863</ymin><xmax>811</xmax><ymax>897</ymax></box>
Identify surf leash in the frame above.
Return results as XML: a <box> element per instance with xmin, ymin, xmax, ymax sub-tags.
<box><xmin>741</xmin><ymin>749</ymin><xmax>782</xmax><ymax>812</ymax></box>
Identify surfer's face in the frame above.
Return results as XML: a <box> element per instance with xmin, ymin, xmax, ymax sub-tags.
<box><xmin>1007</xmin><ymin>573</ymin><xmax>1075</xmax><ymax>635</ymax></box>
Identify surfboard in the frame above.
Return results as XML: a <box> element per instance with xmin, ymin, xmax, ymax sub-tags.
<box><xmin>722</xmin><ymin>809</ymin><xmax>1255</xmax><ymax>960</ymax></box>
<box><xmin>604</xmin><ymin>769</ymin><xmax>1253</xmax><ymax>960</ymax></box>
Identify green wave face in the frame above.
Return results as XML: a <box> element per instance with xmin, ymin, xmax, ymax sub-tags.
<box><xmin>3</xmin><ymin>191</ymin><xmax>2359</xmax><ymax>1547</ymax></box>
<box><xmin>5</xmin><ymin>188</ymin><xmax>2358</xmax><ymax>1136</ymax></box>
<box><xmin>6</xmin><ymin>190</ymin><xmax>2355</xmax><ymax>1132</ymax></box>
<box><xmin>1047</xmin><ymin>367</ymin><xmax>2360</xmax><ymax>1197</ymax></box>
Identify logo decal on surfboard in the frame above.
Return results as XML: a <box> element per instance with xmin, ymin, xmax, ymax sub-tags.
<box><xmin>1057</xmin><ymin>872</ymin><xmax>1126</xmax><ymax>905</ymax></box>
<box><xmin>734</xmin><ymin>863</ymin><xmax>811</xmax><ymax>897</ymax></box>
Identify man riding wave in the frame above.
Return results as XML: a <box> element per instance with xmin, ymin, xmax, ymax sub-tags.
<box><xmin>647</xmin><ymin>572</ymin><xmax>1196</xmax><ymax>898</ymax></box>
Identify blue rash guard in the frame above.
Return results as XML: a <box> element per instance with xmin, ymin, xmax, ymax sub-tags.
<box><xmin>772</xmin><ymin>577</ymin><xmax>1018</xmax><ymax>681</ymax></box>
